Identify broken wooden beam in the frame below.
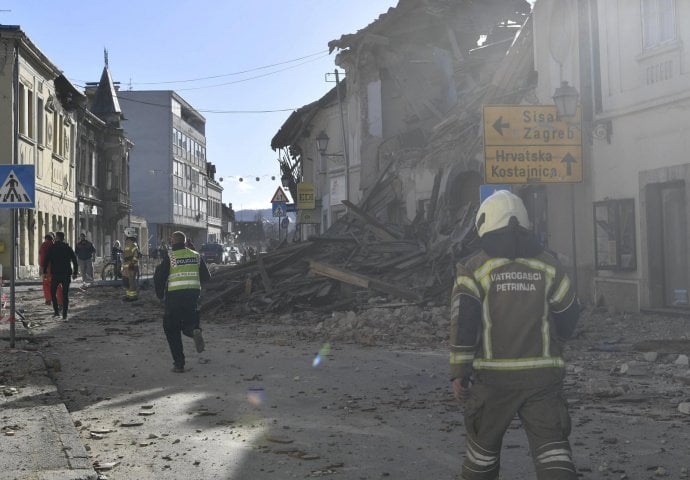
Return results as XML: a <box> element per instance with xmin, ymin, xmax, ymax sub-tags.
<box><xmin>341</xmin><ymin>200</ymin><xmax>401</xmax><ymax>241</ymax></box>
<box><xmin>309</xmin><ymin>260</ymin><xmax>422</xmax><ymax>303</ymax></box>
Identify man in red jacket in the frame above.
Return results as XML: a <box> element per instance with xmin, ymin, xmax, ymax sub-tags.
<box><xmin>38</xmin><ymin>233</ymin><xmax>62</xmax><ymax>307</ymax></box>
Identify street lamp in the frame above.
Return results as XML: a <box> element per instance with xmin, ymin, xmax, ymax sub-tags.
<box><xmin>315</xmin><ymin>130</ymin><xmax>343</xmax><ymax>157</ymax></box>
<box><xmin>315</xmin><ymin>130</ymin><xmax>330</xmax><ymax>155</ymax></box>
<box><xmin>552</xmin><ymin>81</ymin><xmax>579</xmax><ymax>121</ymax></box>
<box><xmin>553</xmin><ymin>80</ymin><xmax>581</xmax><ymax>298</ymax></box>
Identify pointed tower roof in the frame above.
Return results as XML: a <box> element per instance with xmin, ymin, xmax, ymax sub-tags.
<box><xmin>90</xmin><ymin>64</ymin><xmax>122</xmax><ymax>117</ymax></box>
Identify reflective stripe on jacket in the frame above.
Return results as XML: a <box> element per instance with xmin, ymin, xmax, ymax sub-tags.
<box><xmin>168</xmin><ymin>248</ymin><xmax>201</xmax><ymax>292</ymax></box>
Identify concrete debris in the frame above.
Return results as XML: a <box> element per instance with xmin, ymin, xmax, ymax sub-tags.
<box><xmin>674</xmin><ymin>354</ymin><xmax>689</xmax><ymax>366</ymax></box>
<box><xmin>678</xmin><ymin>402</ymin><xmax>690</xmax><ymax>415</ymax></box>
<box><xmin>642</xmin><ymin>351</ymin><xmax>658</xmax><ymax>362</ymax></box>
<box><xmin>93</xmin><ymin>460</ymin><xmax>120</xmax><ymax>471</ymax></box>
<box><xmin>619</xmin><ymin>362</ymin><xmax>650</xmax><ymax>376</ymax></box>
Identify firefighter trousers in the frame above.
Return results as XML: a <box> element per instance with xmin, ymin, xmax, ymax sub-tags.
<box><xmin>461</xmin><ymin>380</ymin><xmax>576</xmax><ymax>480</ymax></box>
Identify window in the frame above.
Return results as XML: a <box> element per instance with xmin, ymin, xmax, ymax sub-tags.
<box><xmin>18</xmin><ymin>83</ymin><xmax>35</xmax><ymax>137</ymax></box>
<box><xmin>19</xmin><ymin>84</ymin><xmax>26</xmax><ymax>136</ymax></box>
<box><xmin>27</xmin><ymin>88</ymin><xmax>34</xmax><ymax>139</ymax></box>
<box><xmin>172</xmin><ymin>98</ymin><xmax>181</xmax><ymax>118</ymax></box>
<box><xmin>642</xmin><ymin>0</ymin><xmax>676</xmax><ymax>49</ymax></box>
<box><xmin>37</xmin><ymin>97</ymin><xmax>44</xmax><ymax>144</ymax></box>
<box><xmin>594</xmin><ymin>199</ymin><xmax>637</xmax><ymax>270</ymax></box>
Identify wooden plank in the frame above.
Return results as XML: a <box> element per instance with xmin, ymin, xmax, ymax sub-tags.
<box><xmin>341</xmin><ymin>200</ymin><xmax>399</xmax><ymax>241</ymax></box>
<box><xmin>310</xmin><ymin>261</ymin><xmax>370</xmax><ymax>289</ymax></box>
<box><xmin>360</xmin><ymin>154</ymin><xmax>396</xmax><ymax>211</ymax></box>
<box><xmin>257</xmin><ymin>255</ymin><xmax>272</xmax><ymax>293</ymax></box>
<box><xmin>309</xmin><ymin>261</ymin><xmax>422</xmax><ymax>302</ymax></box>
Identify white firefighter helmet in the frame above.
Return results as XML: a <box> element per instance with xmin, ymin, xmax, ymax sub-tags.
<box><xmin>475</xmin><ymin>190</ymin><xmax>529</xmax><ymax>238</ymax></box>
<box><xmin>124</xmin><ymin>227</ymin><xmax>137</xmax><ymax>239</ymax></box>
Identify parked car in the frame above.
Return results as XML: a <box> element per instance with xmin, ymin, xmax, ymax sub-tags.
<box><xmin>225</xmin><ymin>246</ymin><xmax>242</xmax><ymax>264</ymax></box>
<box><xmin>200</xmin><ymin>243</ymin><xmax>227</xmax><ymax>264</ymax></box>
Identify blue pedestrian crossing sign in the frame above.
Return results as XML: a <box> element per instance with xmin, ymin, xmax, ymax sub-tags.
<box><xmin>480</xmin><ymin>184</ymin><xmax>512</xmax><ymax>203</ymax></box>
<box><xmin>272</xmin><ymin>202</ymin><xmax>286</xmax><ymax>217</ymax></box>
<box><xmin>0</xmin><ymin>165</ymin><xmax>35</xmax><ymax>208</ymax></box>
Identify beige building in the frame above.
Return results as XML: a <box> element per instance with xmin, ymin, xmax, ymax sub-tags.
<box><xmin>0</xmin><ymin>26</ymin><xmax>80</xmax><ymax>278</ymax></box>
<box><xmin>533</xmin><ymin>0</ymin><xmax>690</xmax><ymax>311</ymax></box>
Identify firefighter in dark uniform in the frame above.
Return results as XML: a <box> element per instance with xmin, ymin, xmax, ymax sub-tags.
<box><xmin>154</xmin><ymin>231</ymin><xmax>211</xmax><ymax>373</ymax></box>
<box><xmin>450</xmin><ymin>190</ymin><xmax>580</xmax><ymax>480</ymax></box>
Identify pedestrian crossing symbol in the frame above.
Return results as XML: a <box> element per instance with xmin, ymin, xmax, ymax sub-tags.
<box><xmin>0</xmin><ymin>165</ymin><xmax>35</xmax><ymax>208</ymax></box>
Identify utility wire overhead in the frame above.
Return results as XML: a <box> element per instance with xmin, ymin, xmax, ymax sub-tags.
<box><xmin>174</xmin><ymin>54</ymin><xmax>330</xmax><ymax>91</ymax></box>
<box><xmin>70</xmin><ymin>49</ymin><xmax>329</xmax><ymax>87</ymax></box>
<box><xmin>134</xmin><ymin>50</ymin><xmax>328</xmax><ymax>85</ymax></box>
<box><xmin>116</xmin><ymin>95</ymin><xmax>297</xmax><ymax>114</ymax></box>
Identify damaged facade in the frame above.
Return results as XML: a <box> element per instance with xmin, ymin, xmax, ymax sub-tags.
<box><xmin>0</xmin><ymin>26</ymin><xmax>132</xmax><ymax>278</ymax></box>
<box><xmin>269</xmin><ymin>0</ymin><xmax>690</xmax><ymax>313</ymax></box>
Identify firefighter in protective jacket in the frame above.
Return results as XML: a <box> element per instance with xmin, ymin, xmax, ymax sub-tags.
<box><xmin>123</xmin><ymin>228</ymin><xmax>140</xmax><ymax>301</ymax></box>
<box><xmin>450</xmin><ymin>190</ymin><xmax>580</xmax><ymax>480</ymax></box>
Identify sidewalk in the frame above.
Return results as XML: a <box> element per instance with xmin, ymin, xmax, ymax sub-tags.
<box><xmin>1</xmin><ymin>311</ymin><xmax>96</xmax><ymax>479</ymax></box>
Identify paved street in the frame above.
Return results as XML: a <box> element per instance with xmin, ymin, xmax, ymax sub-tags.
<box><xmin>2</xmin><ymin>283</ymin><xmax>690</xmax><ymax>479</ymax></box>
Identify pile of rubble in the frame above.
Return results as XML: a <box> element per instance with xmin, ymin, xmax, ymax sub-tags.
<box><xmin>202</xmin><ymin>173</ymin><xmax>477</xmax><ymax>317</ymax></box>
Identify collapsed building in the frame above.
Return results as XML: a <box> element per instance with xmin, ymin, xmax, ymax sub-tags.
<box><xmin>205</xmin><ymin>0</ymin><xmax>536</xmax><ymax>315</ymax></box>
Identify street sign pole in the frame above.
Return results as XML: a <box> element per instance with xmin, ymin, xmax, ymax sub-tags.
<box><xmin>0</xmin><ymin>165</ymin><xmax>37</xmax><ymax>348</ymax></box>
<box><xmin>9</xmin><ymin>208</ymin><xmax>15</xmax><ymax>348</ymax></box>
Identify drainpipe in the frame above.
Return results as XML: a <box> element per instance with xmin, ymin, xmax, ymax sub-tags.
<box><xmin>334</xmin><ymin>70</ymin><xmax>349</xmax><ymax>203</ymax></box>
<box><xmin>9</xmin><ymin>40</ymin><xmax>18</xmax><ymax>347</ymax></box>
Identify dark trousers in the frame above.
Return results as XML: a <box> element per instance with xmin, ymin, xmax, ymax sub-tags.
<box><xmin>163</xmin><ymin>291</ymin><xmax>201</xmax><ymax>368</ymax></box>
<box><xmin>51</xmin><ymin>274</ymin><xmax>71</xmax><ymax>318</ymax></box>
<box><xmin>462</xmin><ymin>381</ymin><xmax>576</xmax><ymax>480</ymax></box>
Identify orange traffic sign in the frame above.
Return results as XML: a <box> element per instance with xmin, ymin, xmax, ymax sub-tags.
<box><xmin>483</xmin><ymin>105</ymin><xmax>582</xmax><ymax>183</ymax></box>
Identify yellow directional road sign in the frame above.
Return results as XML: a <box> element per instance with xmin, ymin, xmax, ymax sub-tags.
<box><xmin>483</xmin><ymin>105</ymin><xmax>582</xmax><ymax>184</ymax></box>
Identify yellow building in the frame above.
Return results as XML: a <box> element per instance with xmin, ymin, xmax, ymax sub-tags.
<box><xmin>0</xmin><ymin>26</ymin><xmax>80</xmax><ymax>278</ymax></box>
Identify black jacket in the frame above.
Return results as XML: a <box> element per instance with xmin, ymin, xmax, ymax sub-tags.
<box><xmin>43</xmin><ymin>241</ymin><xmax>78</xmax><ymax>277</ymax></box>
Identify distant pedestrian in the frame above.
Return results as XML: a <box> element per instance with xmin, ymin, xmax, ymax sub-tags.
<box><xmin>154</xmin><ymin>231</ymin><xmax>211</xmax><ymax>373</ymax></box>
<box><xmin>75</xmin><ymin>233</ymin><xmax>96</xmax><ymax>284</ymax></box>
<box><xmin>111</xmin><ymin>240</ymin><xmax>123</xmax><ymax>279</ymax></box>
<box><xmin>39</xmin><ymin>232</ymin><xmax>63</xmax><ymax>307</ymax></box>
<box><xmin>42</xmin><ymin>231</ymin><xmax>78</xmax><ymax>320</ymax></box>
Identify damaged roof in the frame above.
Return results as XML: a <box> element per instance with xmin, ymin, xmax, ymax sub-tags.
<box><xmin>328</xmin><ymin>0</ymin><xmax>532</xmax><ymax>53</ymax></box>
<box><xmin>271</xmin><ymin>80</ymin><xmax>346</xmax><ymax>151</ymax></box>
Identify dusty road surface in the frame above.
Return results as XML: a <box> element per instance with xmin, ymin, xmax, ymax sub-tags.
<box><xmin>15</xmin><ymin>281</ymin><xmax>690</xmax><ymax>479</ymax></box>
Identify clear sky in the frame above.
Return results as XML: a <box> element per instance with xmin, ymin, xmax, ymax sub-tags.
<box><xmin>0</xmin><ymin>1</ymin><xmax>398</xmax><ymax>210</ymax></box>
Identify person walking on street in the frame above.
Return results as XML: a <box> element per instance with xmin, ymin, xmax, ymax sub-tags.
<box><xmin>39</xmin><ymin>233</ymin><xmax>63</xmax><ymax>307</ymax></box>
<box><xmin>123</xmin><ymin>228</ymin><xmax>140</xmax><ymax>301</ymax></box>
<box><xmin>111</xmin><ymin>240</ymin><xmax>123</xmax><ymax>279</ymax></box>
<box><xmin>154</xmin><ymin>231</ymin><xmax>211</xmax><ymax>373</ymax></box>
<box><xmin>42</xmin><ymin>231</ymin><xmax>78</xmax><ymax>320</ymax></box>
<box><xmin>449</xmin><ymin>190</ymin><xmax>580</xmax><ymax>480</ymax></box>
<box><xmin>75</xmin><ymin>233</ymin><xmax>96</xmax><ymax>284</ymax></box>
